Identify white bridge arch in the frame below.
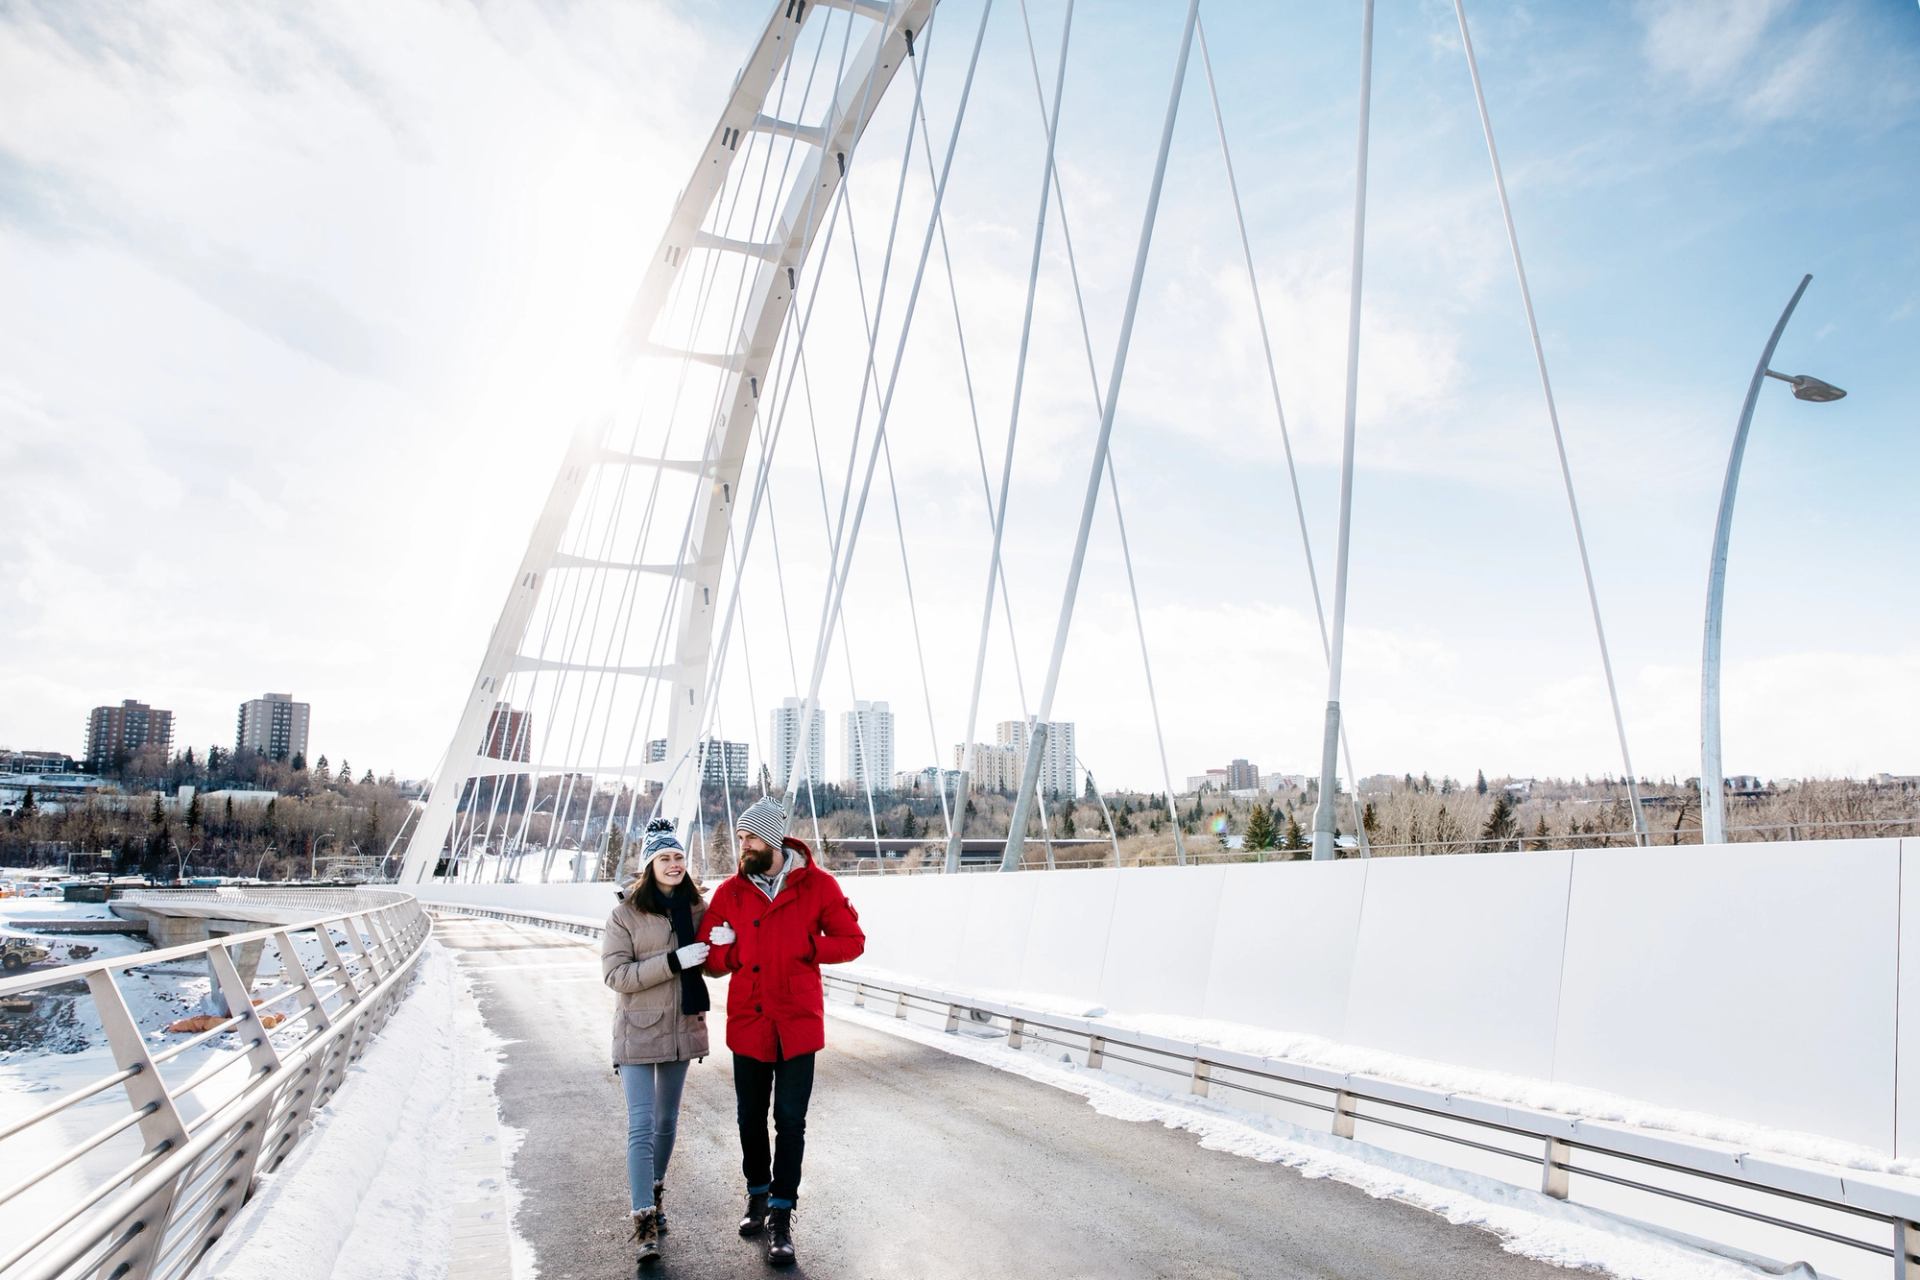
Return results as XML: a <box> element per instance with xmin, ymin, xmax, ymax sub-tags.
<box><xmin>398</xmin><ymin>0</ymin><xmax>939</xmax><ymax>884</ymax></box>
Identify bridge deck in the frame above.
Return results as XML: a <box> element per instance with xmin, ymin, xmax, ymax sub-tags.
<box><xmin>439</xmin><ymin>915</ymin><xmax>1575</xmax><ymax>1279</ymax></box>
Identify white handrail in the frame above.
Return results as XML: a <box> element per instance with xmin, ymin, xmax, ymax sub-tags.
<box><xmin>0</xmin><ymin>887</ymin><xmax>431</xmax><ymax>1280</ymax></box>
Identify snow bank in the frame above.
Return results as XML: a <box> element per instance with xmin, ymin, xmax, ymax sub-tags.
<box><xmin>204</xmin><ymin>942</ymin><xmax>529</xmax><ymax>1280</ymax></box>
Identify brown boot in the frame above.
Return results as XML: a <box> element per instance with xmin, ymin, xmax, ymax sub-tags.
<box><xmin>652</xmin><ymin>1180</ymin><xmax>668</xmax><ymax>1234</ymax></box>
<box><xmin>630</xmin><ymin>1208</ymin><xmax>660</xmax><ymax>1267</ymax></box>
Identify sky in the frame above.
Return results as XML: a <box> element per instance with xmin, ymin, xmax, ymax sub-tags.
<box><xmin>1</xmin><ymin>0</ymin><xmax>1915</xmax><ymax>793</ymax></box>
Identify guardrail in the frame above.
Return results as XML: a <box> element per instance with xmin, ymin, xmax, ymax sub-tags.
<box><xmin>0</xmin><ymin>888</ymin><xmax>430</xmax><ymax>1280</ymax></box>
<box><xmin>428</xmin><ymin>898</ymin><xmax>1920</xmax><ymax>1277</ymax></box>
<box><xmin>820</xmin><ymin>971</ymin><xmax>1920</xmax><ymax>1280</ymax></box>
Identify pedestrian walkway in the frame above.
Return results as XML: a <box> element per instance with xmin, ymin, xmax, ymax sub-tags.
<box><xmin>437</xmin><ymin>914</ymin><xmax>1576</xmax><ymax>1279</ymax></box>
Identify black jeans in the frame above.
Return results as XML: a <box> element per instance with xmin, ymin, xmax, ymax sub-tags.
<box><xmin>733</xmin><ymin>1050</ymin><xmax>816</xmax><ymax>1205</ymax></box>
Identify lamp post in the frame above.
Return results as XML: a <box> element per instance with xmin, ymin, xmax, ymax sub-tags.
<box><xmin>1699</xmin><ymin>273</ymin><xmax>1845</xmax><ymax>846</ymax></box>
<box><xmin>309</xmin><ymin>831</ymin><xmax>338</xmax><ymax>881</ymax></box>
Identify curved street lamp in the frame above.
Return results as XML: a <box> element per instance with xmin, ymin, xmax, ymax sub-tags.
<box><xmin>1699</xmin><ymin>274</ymin><xmax>1846</xmax><ymax>846</ymax></box>
<box><xmin>309</xmin><ymin>831</ymin><xmax>339</xmax><ymax>881</ymax></box>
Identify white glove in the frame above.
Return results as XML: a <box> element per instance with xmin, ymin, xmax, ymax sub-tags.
<box><xmin>709</xmin><ymin>924</ymin><xmax>737</xmax><ymax>945</ymax></box>
<box><xmin>673</xmin><ymin>942</ymin><xmax>710</xmax><ymax>968</ymax></box>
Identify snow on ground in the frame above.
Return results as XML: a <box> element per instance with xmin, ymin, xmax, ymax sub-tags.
<box><xmin>203</xmin><ymin>940</ymin><xmax>530</xmax><ymax>1280</ymax></box>
<box><xmin>0</xmin><ymin>898</ymin><xmax>121</xmax><ymax>921</ymax></box>
<box><xmin>842</xmin><ymin>963</ymin><xmax>1912</xmax><ymax>1180</ymax></box>
<box><xmin>827</xmin><ymin>997</ymin><xmax>1790</xmax><ymax>1280</ymax></box>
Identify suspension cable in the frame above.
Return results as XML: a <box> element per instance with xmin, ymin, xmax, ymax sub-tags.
<box><xmin>1195</xmin><ymin>16</ymin><xmax>1370</xmax><ymax>854</ymax></box>
<box><xmin>944</xmin><ymin>0</ymin><xmax>1068</xmax><ymax>873</ymax></box>
<box><xmin>1002</xmin><ymin>0</ymin><xmax>1201</xmax><ymax>872</ymax></box>
<box><xmin>1011</xmin><ymin>0</ymin><xmax>1187</xmax><ymax>862</ymax></box>
<box><xmin>797</xmin><ymin>0</ymin><xmax>996</xmax><ymax>819</ymax></box>
<box><xmin>1450</xmin><ymin>0</ymin><xmax>1648</xmax><ymax>845</ymax></box>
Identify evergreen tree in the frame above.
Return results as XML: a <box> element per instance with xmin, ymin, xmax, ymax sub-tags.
<box><xmin>598</xmin><ymin>827</ymin><xmax>625</xmax><ymax>881</ymax></box>
<box><xmin>1282</xmin><ymin>812</ymin><xmax>1305</xmax><ymax>854</ymax></box>
<box><xmin>314</xmin><ymin>755</ymin><xmax>330</xmax><ymax>782</ymax></box>
<box><xmin>1084</xmin><ymin>775</ymin><xmax>1098</xmax><ymax>803</ymax></box>
<box><xmin>1476</xmin><ymin>768</ymin><xmax>1488</xmax><ymax>796</ymax></box>
<box><xmin>1243</xmin><ymin>804</ymin><xmax>1276</xmax><ymax>851</ymax></box>
<box><xmin>336</xmin><ymin>760</ymin><xmax>351</xmax><ymax>787</ymax></box>
<box><xmin>361</xmin><ymin>769</ymin><xmax>375</xmax><ymax>786</ymax></box>
<box><xmin>1480</xmin><ymin>790</ymin><xmax>1517</xmax><ymax>850</ymax></box>
<box><xmin>186</xmin><ymin>792</ymin><xmax>203</xmax><ymax>835</ymax></box>
<box><xmin>291</xmin><ymin>752</ymin><xmax>307</xmax><ymax>772</ymax></box>
<box><xmin>1530</xmin><ymin>814</ymin><xmax>1551</xmax><ymax>850</ymax></box>
<box><xmin>18</xmin><ymin>786</ymin><xmax>36</xmax><ymax>818</ymax></box>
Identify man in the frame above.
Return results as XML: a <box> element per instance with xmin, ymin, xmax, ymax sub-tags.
<box><xmin>699</xmin><ymin>795</ymin><xmax>864</xmax><ymax>1267</ymax></box>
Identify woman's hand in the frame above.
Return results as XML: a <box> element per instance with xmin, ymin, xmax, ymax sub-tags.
<box><xmin>673</xmin><ymin>941</ymin><xmax>710</xmax><ymax>969</ymax></box>
<box><xmin>709</xmin><ymin>923</ymin><xmax>737</xmax><ymax>945</ymax></box>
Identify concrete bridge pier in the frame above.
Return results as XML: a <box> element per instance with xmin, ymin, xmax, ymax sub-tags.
<box><xmin>110</xmin><ymin>901</ymin><xmax>286</xmax><ymax>1011</ymax></box>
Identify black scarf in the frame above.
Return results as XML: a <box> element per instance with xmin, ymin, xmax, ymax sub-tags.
<box><xmin>666</xmin><ymin>892</ymin><xmax>711</xmax><ymax>1017</ymax></box>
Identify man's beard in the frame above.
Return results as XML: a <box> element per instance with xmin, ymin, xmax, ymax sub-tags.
<box><xmin>741</xmin><ymin>844</ymin><xmax>778</xmax><ymax>875</ymax></box>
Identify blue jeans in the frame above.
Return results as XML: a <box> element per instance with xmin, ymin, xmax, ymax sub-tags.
<box><xmin>619</xmin><ymin>1060</ymin><xmax>691</xmax><ymax>1213</ymax></box>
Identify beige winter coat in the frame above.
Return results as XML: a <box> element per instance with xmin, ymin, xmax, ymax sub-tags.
<box><xmin>601</xmin><ymin>892</ymin><xmax>711</xmax><ymax>1066</ymax></box>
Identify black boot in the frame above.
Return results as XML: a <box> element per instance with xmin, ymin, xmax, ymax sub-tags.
<box><xmin>652</xmin><ymin>1181</ymin><xmax>668</xmax><ymax>1235</ymax></box>
<box><xmin>630</xmin><ymin>1208</ymin><xmax>660</xmax><ymax>1268</ymax></box>
<box><xmin>765</xmin><ymin>1206</ymin><xmax>795</xmax><ymax>1268</ymax></box>
<box><xmin>739</xmin><ymin>1190</ymin><xmax>769</xmax><ymax>1238</ymax></box>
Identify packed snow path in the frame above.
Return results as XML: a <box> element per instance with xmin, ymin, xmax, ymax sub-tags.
<box><xmin>440</xmin><ymin>914</ymin><xmax>1576</xmax><ymax>1280</ymax></box>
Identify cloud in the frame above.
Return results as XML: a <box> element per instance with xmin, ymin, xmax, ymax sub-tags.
<box><xmin>1635</xmin><ymin>0</ymin><xmax>1795</xmax><ymax>97</ymax></box>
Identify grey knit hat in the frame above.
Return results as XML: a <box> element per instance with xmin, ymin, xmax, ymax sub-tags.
<box><xmin>735</xmin><ymin>795</ymin><xmax>789</xmax><ymax>848</ymax></box>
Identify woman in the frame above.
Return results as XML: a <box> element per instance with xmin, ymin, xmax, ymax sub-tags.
<box><xmin>602</xmin><ymin>820</ymin><xmax>711</xmax><ymax>1266</ymax></box>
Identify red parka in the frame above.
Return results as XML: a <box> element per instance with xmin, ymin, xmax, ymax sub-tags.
<box><xmin>697</xmin><ymin>836</ymin><xmax>865</xmax><ymax>1061</ymax></box>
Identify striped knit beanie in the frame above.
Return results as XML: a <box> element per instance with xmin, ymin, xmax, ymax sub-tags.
<box><xmin>735</xmin><ymin>795</ymin><xmax>789</xmax><ymax>848</ymax></box>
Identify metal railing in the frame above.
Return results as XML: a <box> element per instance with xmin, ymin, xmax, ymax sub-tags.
<box><xmin>819</xmin><ymin>971</ymin><xmax>1920</xmax><ymax>1279</ymax></box>
<box><xmin>0</xmin><ymin>888</ymin><xmax>430</xmax><ymax>1280</ymax></box>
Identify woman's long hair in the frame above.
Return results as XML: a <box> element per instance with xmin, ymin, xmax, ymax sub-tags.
<box><xmin>626</xmin><ymin>854</ymin><xmax>705</xmax><ymax>916</ymax></box>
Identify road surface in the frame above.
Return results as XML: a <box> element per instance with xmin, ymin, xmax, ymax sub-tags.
<box><xmin>437</xmin><ymin>913</ymin><xmax>1577</xmax><ymax>1280</ymax></box>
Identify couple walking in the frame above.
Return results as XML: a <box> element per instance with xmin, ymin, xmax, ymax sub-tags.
<box><xmin>601</xmin><ymin>795</ymin><xmax>866</xmax><ymax>1269</ymax></box>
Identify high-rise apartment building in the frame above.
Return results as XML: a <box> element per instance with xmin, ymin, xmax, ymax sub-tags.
<box><xmin>1226</xmin><ymin>758</ymin><xmax>1260</xmax><ymax>791</ymax></box>
<box><xmin>952</xmin><ymin>741</ymin><xmax>1019</xmax><ymax>792</ymax></box>
<box><xmin>84</xmin><ymin>700</ymin><xmax>173</xmax><ymax>772</ymax></box>
<box><xmin>769</xmin><ymin>698</ymin><xmax>825</xmax><ymax>791</ymax></box>
<box><xmin>646</xmin><ymin>736</ymin><xmax>749</xmax><ymax>790</ymax></box>
<box><xmin>236</xmin><ymin>693</ymin><xmax>311</xmax><ymax>762</ymax></box>
<box><xmin>993</xmin><ymin>718</ymin><xmax>1077</xmax><ymax>797</ymax></box>
<box><xmin>697</xmin><ymin>739</ymin><xmax>750</xmax><ymax>790</ymax></box>
<box><xmin>841</xmin><ymin>701</ymin><xmax>895</xmax><ymax>792</ymax></box>
<box><xmin>483</xmin><ymin>704</ymin><xmax>532</xmax><ymax>762</ymax></box>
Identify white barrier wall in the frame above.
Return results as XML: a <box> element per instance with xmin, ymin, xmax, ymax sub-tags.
<box><xmin>832</xmin><ymin>838</ymin><xmax>1915</xmax><ymax>1158</ymax></box>
<box><xmin>420</xmin><ymin>839</ymin><xmax>1914</xmax><ymax>1156</ymax></box>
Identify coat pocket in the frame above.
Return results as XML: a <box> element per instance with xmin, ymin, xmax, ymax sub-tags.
<box><xmin>615</xmin><ymin>1006</ymin><xmax>673</xmax><ymax>1063</ymax></box>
